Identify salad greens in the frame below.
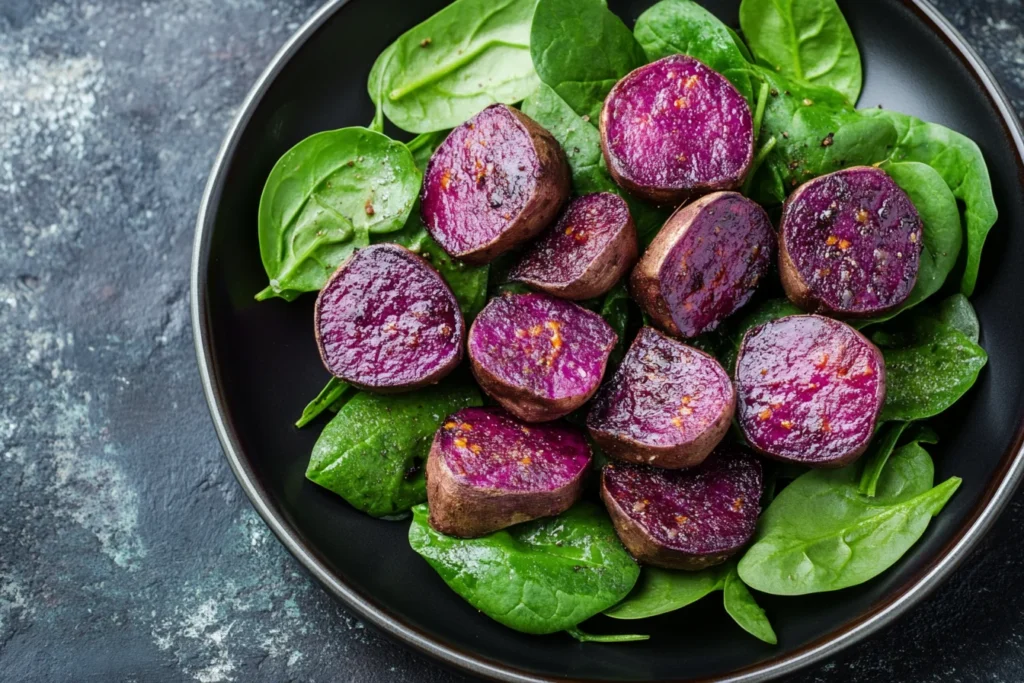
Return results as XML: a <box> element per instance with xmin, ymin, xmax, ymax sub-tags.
<box><xmin>255</xmin><ymin>0</ymin><xmax>996</xmax><ymax>645</ymax></box>
<box><xmin>739</xmin><ymin>0</ymin><xmax>862</xmax><ymax>103</ymax></box>
<box><xmin>409</xmin><ymin>503</ymin><xmax>640</xmax><ymax>634</ymax></box>
<box><xmin>307</xmin><ymin>383</ymin><xmax>482</xmax><ymax>517</ymax></box>
<box><xmin>530</xmin><ymin>0</ymin><xmax>648</xmax><ymax>122</ymax></box>
<box><xmin>256</xmin><ymin>128</ymin><xmax>420</xmax><ymax>301</ymax></box>
<box><xmin>739</xmin><ymin>442</ymin><xmax>961</xmax><ymax>595</ymax></box>
<box><xmin>368</xmin><ymin>0</ymin><xmax>539</xmax><ymax>134</ymax></box>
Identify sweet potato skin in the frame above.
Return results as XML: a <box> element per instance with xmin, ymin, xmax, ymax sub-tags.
<box><xmin>314</xmin><ymin>243</ymin><xmax>464</xmax><ymax>393</ymax></box>
<box><xmin>631</xmin><ymin>191</ymin><xmax>774</xmax><ymax>338</ymax></box>
<box><xmin>600</xmin><ymin>55</ymin><xmax>754</xmax><ymax>205</ymax></box>
<box><xmin>601</xmin><ymin>450</ymin><xmax>763</xmax><ymax>569</ymax></box>
<box><xmin>779</xmin><ymin>166</ymin><xmax>923</xmax><ymax>317</ymax></box>
<box><xmin>735</xmin><ymin>314</ymin><xmax>886</xmax><ymax>467</ymax></box>
<box><xmin>421</xmin><ymin>105</ymin><xmax>570</xmax><ymax>266</ymax></box>
<box><xmin>511</xmin><ymin>192</ymin><xmax>638</xmax><ymax>300</ymax></box>
<box><xmin>469</xmin><ymin>292</ymin><xmax>617</xmax><ymax>422</ymax></box>
<box><xmin>586</xmin><ymin>327</ymin><xmax>735</xmax><ymax>468</ymax></box>
<box><xmin>425</xmin><ymin>408</ymin><xmax>590</xmax><ymax>537</ymax></box>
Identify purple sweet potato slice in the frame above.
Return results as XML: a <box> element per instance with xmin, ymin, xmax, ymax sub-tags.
<box><xmin>315</xmin><ymin>243</ymin><xmax>464</xmax><ymax>392</ymax></box>
<box><xmin>631</xmin><ymin>191</ymin><xmax>774</xmax><ymax>338</ymax></box>
<box><xmin>779</xmin><ymin>166</ymin><xmax>923</xmax><ymax>317</ymax></box>
<box><xmin>735</xmin><ymin>314</ymin><xmax>886</xmax><ymax>467</ymax></box>
<box><xmin>600</xmin><ymin>447</ymin><xmax>763</xmax><ymax>570</ymax></box>
<box><xmin>510</xmin><ymin>193</ymin><xmax>639</xmax><ymax>300</ymax></box>
<box><xmin>600</xmin><ymin>55</ymin><xmax>754</xmax><ymax>205</ymax></box>
<box><xmin>468</xmin><ymin>292</ymin><xmax>617</xmax><ymax>422</ymax></box>
<box><xmin>586</xmin><ymin>327</ymin><xmax>734</xmax><ymax>469</ymax></box>
<box><xmin>420</xmin><ymin>104</ymin><xmax>570</xmax><ymax>266</ymax></box>
<box><xmin>426</xmin><ymin>407</ymin><xmax>592</xmax><ymax>537</ymax></box>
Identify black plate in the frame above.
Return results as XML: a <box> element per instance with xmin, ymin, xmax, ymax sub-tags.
<box><xmin>191</xmin><ymin>1</ymin><xmax>1024</xmax><ymax>680</ymax></box>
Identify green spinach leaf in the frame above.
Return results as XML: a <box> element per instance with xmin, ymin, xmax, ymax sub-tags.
<box><xmin>633</xmin><ymin>0</ymin><xmax>754</xmax><ymax>104</ymax></box>
<box><xmin>409</xmin><ymin>502</ymin><xmax>640</xmax><ymax>634</ymax></box>
<box><xmin>879</xmin><ymin>316</ymin><xmax>988</xmax><ymax>422</ymax></box>
<box><xmin>530</xmin><ymin>0</ymin><xmax>647</xmax><ymax>121</ymax></box>
<box><xmin>369</xmin><ymin>0</ymin><xmax>539</xmax><ymax>134</ymax></box>
<box><xmin>406</xmin><ymin>130</ymin><xmax>450</xmax><ymax>170</ymax></box>
<box><xmin>566</xmin><ymin>627</ymin><xmax>649</xmax><ymax>643</ymax></box>
<box><xmin>857</xmin><ymin>421</ymin><xmax>909</xmax><ymax>497</ymax></box>
<box><xmin>738</xmin><ymin>442</ymin><xmax>961</xmax><ymax>595</ymax></box>
<box><xmin>256</xmin><ymin>128</ymin><xmax>420</xmax><ymax>301</ymax></box>
<box><xmin>749</xmin><ymin>69</ymin><xmax>898</xmax><ymax>206</ymax></box>
<box><xmin>860</xmin><ymin>161</ymin><xmax>962</xmax><ymax>324</ymax></box>
<box><xmin>307</xmin><ymin>383</ymin><xmax>482</xmax><ymax>517</ymax></box>
<box><xmin>606</xmin><ymin>563</ymin><xmax>775</xmax><ymax>644</ymax></box>
<box><xmin>863</xmin><ymin>109</ymin><xmax>998</xmax><ymax>296</ymax></box>
<box><xmin>295</xmin><ymin>377</ymin><xmax>351</xmax><ymax>429</ymax></box>
<box><xmin>723</xmin><ymin>568</ymin><xmax>778</xmax><ymax>645</ymax></box>
<box><xmin>936</xmin><ymin>293</ymin><xmax>980</xmax><ymax>343</ymax></box>
<box><xmin>739</xmin><ymin>0</ymin><xmax>862</xmax><ymax>103</ymax></box>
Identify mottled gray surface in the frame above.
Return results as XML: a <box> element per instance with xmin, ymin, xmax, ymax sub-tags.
<box><xmin>1</xmin><ymin>0</ymin><xmax>1023</xmax><ymax>681</ymax></box>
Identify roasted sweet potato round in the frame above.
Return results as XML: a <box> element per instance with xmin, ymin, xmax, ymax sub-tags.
<box><xmin>420</xmin><ymin>104</ymin><xmax>570</xmax><ymax>265</ymax></box>
<box><xmin>426</xmin><ymin>407</ymin><xmax>592</xmax><ymax>537</ymax></box>
<box><xmin>468</xmin><ymin>292</ymin><xmax>617</xmax><ymax>422</ymax></box>
<box><xmin>511</xmin><ymin>192</ymin><xmax>638</xmax><ymax>300</ymax></box>
<box><xmin>601</xmin><ymin>447</ymin><xmax>763</xmax><ymax>570</ymax></box>
<box><xmin>315</xmin><ymin>243</ymin><xmax>464</xmax><ymax>392</ymax></box>
<box><xmin>735</xmin><ymin>314</ymin><xmax>886</xmax><ymax>467</ymax></box>
<box><xmin>587</xmin><ymin>326</ymin><xmax>734</xmax><ymax>468</ymax></box>
<box><xmin>779</xmin><ymin>166</ymin><xmax>924</xmax><ymax>317</ymax></box>
<box><xmin>631</xmin><ymin>191</ymin><xmax>774</xmax><ymax>338</ymax></box>
<box><xmin>600</xmin><ymin>54</ymin><xmax>754</xmax><ymax>205</ymax></box>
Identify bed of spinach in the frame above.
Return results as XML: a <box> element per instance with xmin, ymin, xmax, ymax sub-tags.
<box><xmin>409</xmin><ymin>503</ymin><xmax>640</xmax><ymax>634</ymax></box>
<box><xmin>252</xmin><ymin>0</ymin><xmax>999</xmax><ymax>646</ymax></box>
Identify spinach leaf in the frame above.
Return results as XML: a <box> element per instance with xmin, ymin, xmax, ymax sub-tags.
<box><xmin>633</xmin><ymin>0</ymin><xmax>754</xmax><ymax>104</ymax></box>
<box><xmin>406</xmin><ymin>130</ymin><xmax>450</xmax><ymax>170</ymax></box>
<box><xmin>389</xmin><ymin>215</ymin><xmax>490</xmax><ymax>319</ymax></box>
<box><xmin>936</xmin><ymin>293</ymin><xmax>980</xmax><ymax>343</ymax></box>
<box><xmin>605</xmin><ymin>566</ymin><xmax>723</xmax><ymax>619</ymax></box>
<box><xmin>857</xmin><ymin>421</ymin><xmax>909</xmax><ymax>497</ymax></box>
<box><xmin>606</xmin><ymin>563</ymin><xmax>776</xmax><ymax>644</ymax></box>
<box><xmin>723</xmin><ymin>569</ymin><xmax>777</xmax><ymax>645</ymax></box>
<box><xmin>256</xmin><ymin>128</ymin><xmax>420</xmax><ymax>301</ymax></box>
<box><xmin>295</xmin><ymin>377</ymin><xmax>351</xmax><ymax>428</ymax></box>
<box><xmin>307</xmin><ymin>383</ymin><xmax>482</xmax><ymax>518</ymax></box>
<box><xmin>409</xmin><ymin>502</ymin><xmax>640</xmax><ymax>634</ymax></box>
<box><xmin>863</xmin><ymin>109</ymin><xmax>998</xmax><ymax>296</ymax></box>
<box><xmin>519</xmin><ymin>84</ymin><xmax>670</xmax><ymax>241</ymax></box>
<box><xmin>738</xmin><ymin>442</ymin><xmax>961</xmax><ymax>595</ymax></box>
<box><xmin>749</xmin><ymin>69</ymin><xmax>898</xmax><ymax>206</ymax></box>
<box><xmin>566</xmin><ymin>627</ymin><xmax>649</xmax><ymax>643</ymax></box>
<box><xmin>368</xmin><ymin>0</ymin><xmax>539</xmax><ymax>134</ymax></box>
<box><xmin>521</xmin><ymin>83</ymin><xmax>618</xmax><ymax>194</ymax></box>
<box><xmin>879</xmin><ymin>317</ymin><xmax>988</xmax><ymax>423</ymax></box>
<box><xmin>860</xmin><ymin>161</ymin><xmax>962</xmax><ymax>324</ymax></box>
<box><xmin>530</xmin><ymin>0</ymin><xmax>648</xmax><ymax>121</ymax></box>
<box><xmin>739</xmin><ymin>0</ymin><xmax>862</xmax><ymax>103</ymax></box>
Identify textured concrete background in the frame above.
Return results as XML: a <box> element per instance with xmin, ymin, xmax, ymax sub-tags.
<box><xmin>2</xmin><ymin>1</ymin><xmax>1024</xmax><ymax>681</ymax></box>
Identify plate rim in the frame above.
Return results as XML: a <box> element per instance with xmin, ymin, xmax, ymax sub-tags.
<box><xmin>190</xmin><ymin>1</ymin><xmax>1024</xmax><ymax>681</ymax></box>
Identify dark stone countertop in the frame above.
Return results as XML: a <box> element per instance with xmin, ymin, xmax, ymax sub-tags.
<box><xmin>2</xmin><ymin>1</ymin><xmax>1023</xmax><ymax>681</ymax></box>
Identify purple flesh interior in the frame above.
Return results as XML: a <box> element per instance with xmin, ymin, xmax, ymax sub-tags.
<box><xmin>661</xmin><ymin>194</ymin><xmax>774</xmax><ymax>337</ymax></box>
<box><xmin>317</xmin><ymin>244</ymin><xmax>461</xmax><ymax>388</ymax></box>
<box><xmin>604</xmin><ymin>54</ymin><xmax>752</xmax><ymax>193</ymax></box>
<box><xmin>587</xmin><ymin>327</ymin><xmax>732</xmax><ymax>448</ymax></box>
<box><xmin>736</xmin><ymin>315</ymin><xmax>884</xmax><ymax>464</ymax></box>
<box><xmin>469</xmin><ymin>292</ymin><xmax>616</xmax><ymax>401</ymax></box>
<box><xmin>512</xmin><ymin>192</ymin><xmax>630</xmax><ymax>286</ymax></box>
<box><xmin>603</xmin><ymin>448</ymin><xmax>762</xmax><ymax>555</ymax></box>
<box><xmin>783</xmin><ymin>166</ymin><xmax>923</xmax><ymax>314</ymax></box>
<box><xmin>435</xmin><ymin>407</ymin><xmax>591</xmax><ymax>492</ymax></box>
<box><xmin>421</xmin><ymin>104</ymin><xmax>539</xmax><ymax>256</ymax></box>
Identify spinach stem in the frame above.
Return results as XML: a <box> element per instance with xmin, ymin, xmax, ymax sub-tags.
<box><xmin>566</xmin><ymin>627</ymin><xmax>649</xmax><ymax>643</ymax></box>
<box><xmin>741</xmin><ymin>135</ymin><xmax>777</xmax><ymax>197</ymax></box>
<box><xmin>752</xmin><ymin>79</ymin><xmax>770</xmax><ymax>142</ymax></box>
